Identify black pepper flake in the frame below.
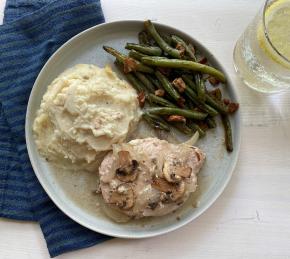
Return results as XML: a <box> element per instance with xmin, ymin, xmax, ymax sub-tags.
<box><xmin>148</xmin><ymin>202</ymin><xmax>158</xmax><ymax>210</ymax></box>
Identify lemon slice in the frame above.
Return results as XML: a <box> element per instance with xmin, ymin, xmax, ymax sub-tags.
<box><xmin>258</xmin><ymin>0</ymin><xmax>290</xmax><ymax>68</ymax></box>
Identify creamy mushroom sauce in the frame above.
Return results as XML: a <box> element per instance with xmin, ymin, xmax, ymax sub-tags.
<box><xmin>50</xmin><ymin>121</ymin><xmax>210</xmax><ymax>223</ymax></box>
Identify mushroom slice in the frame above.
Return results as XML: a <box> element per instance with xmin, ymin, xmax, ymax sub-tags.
<box><xmin>108</xmin><ymin>183</ymin><xmax>134</xmax><ymax>210</ymax></box>
<box><xmin>151</xmin><ymin>176</ymin><xmax>185</xmax><ymax>201</ymax></box>
<box><xmin>163</xmin><ymin>160</ymin><xmax>192</xmax><ymax>183</ymax></box>
<box><xmin>115</xmin><ymin>151</ymin><xmax>139</xmax><ymax>182</ymax></box>
<box><xmin>118</xmin><ymin>150</ymin><xmax>131</xmax><ymax>165</ymax></box>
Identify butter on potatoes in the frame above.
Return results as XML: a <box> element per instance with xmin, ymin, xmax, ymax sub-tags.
<box><xmin>33</xmin><ymin>64</ymin><xmax>141</xmax><ymax>170</ymax></box>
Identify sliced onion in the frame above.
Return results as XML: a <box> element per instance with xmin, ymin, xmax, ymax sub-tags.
<box><xmin>182</xmin><ymin>131</ymin><xmax>199</xmax><ymax>146</ymax></box>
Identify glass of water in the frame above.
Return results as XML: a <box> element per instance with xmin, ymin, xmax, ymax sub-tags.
<box><xmin>233</xmin><ymin>0</ymin><xmax>290</xmax><ymax>93</ymax></box>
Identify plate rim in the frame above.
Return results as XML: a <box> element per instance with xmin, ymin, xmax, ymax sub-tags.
<box><xmin>25</xmin><ymin>19</ymin><xmax>241</xmax><ymax>238</ymax></box>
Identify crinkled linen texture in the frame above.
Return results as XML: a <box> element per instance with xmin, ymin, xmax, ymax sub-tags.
<box><xmin>0</xmin><ymin>0</ymin><xmax>112</xmax><ymax>257</ymax></box>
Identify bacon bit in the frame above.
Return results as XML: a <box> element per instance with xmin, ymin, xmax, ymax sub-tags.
<box><xmin>198</xmin><ymin>57</ymin><xmax>207</xmax><ymax>64</ymax></box>
<box><xmin>227</xmin><ymin>102</ymin><xmax>239</xmax><ymax>113</ymax></box>
<box><xmin>209</xmin><ymin>88</ymin><xmax>222</xmax><ymax>100</ymax></box>
<box><xmin>223</xmin><ymin>98</ymin><xmax>230</xmax><ymax>105</ymax></box>
<box><xmin>176</xmin><ymin>43</ymin><xmax>186</xmax><ymax>57</ymax></box>
<box><xmin>137</xmin><ymin>91</ymin><xmax>146</xmax><ymax>107</ymax></box>
<box><xmin>208</xmin><ymin>76</ymin><xmax>220</xmax><ymax>86</ymax></box>
<box><xmin>197</xmin><ymin>121</ymin><xmax>208</xmax><ymax>131</ymax></box>
<box><xmin>155</xmin><ymin>89</ymin><xmax>165</xmax><ymax>97</ymax></box>
<box><xmin>157</xmin><ymin>67</ymin><xmax>171</xmax><ymax>76</ymax></box>
<box><xmin>172</xmin><ymin>78</ymin><xmax>186</xmax><ymax>93</ymax></box>
<box><xmin>188</xmin><ymin>43</ymin><xmax>196</xmax><ymax>55</ymax></box>
<box><xmin>124</xmin><ymin>58</ymin><xmax>138</xmax><ymax>73</ymax></box>
<box><xmin>177</xmin><ymin>97</ymin><xmax>185</xmax><ymax>108</ymax></box>
<box><xmin>167</xmin><ymin>115</ymin><xmax>186</xmax><ymax>123</ymax></box>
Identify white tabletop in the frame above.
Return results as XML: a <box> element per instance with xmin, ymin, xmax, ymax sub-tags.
<box><xmin>1</xmin><ymin>0</ymin><xmax>290</xmax><ymax>258</ymax></box>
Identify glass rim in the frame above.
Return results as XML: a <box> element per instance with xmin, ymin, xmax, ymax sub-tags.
<box><xmin>263</xmin><ymin>0</ymin><xmax>290</xmax><ymax>64</ymax></box>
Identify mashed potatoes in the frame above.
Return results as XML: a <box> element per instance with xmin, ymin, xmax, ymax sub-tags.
<box><xmin>33</xmin><ymin>64</ymin><xmax>141</xmax><ymax>170</ymax></box>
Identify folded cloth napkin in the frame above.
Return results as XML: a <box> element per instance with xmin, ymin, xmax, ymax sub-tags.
<box><xmin>0</xmin><ymin>0</ymin><xmax>112</xmax><ymax>257</ymax></box>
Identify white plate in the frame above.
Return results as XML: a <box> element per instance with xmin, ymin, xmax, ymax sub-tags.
<box><xmin>25</xmin><ymin>20</ymin><xmax>241</xmax><ymax>238</ymax></box>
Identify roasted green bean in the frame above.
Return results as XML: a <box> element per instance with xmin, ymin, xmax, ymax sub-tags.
<box><xmin>146</xmin><ymin>74</ymin><xmax>160</xmax><ymax>88</ymax></box>
<box><xmin>134</xmin><ymin>72</ymin><xmax>155</xmax><ymax>93</ymax></box>
<box><xmin>103</xmin><ymin>46</ymin><xmax>154</xmax><ymax>74</ymax></box>
<box><xmin>138</xmin><ymin>31</ymin><xmax>151</xmax><ymax>45</ymax></box>
<box><xmin>195</xmin><ymin>75</ymin><xmax>206</xmax><ymax>102</ymax></box>
<box><xmin>144</xmin><ymin>20</ymin><xmax>181</xmax><ymax>58</ymax></box>
<box><xmin>187</xmin><ymin>121</ymin><xmax>206</xmax><ymax>137</ymax></box>
<box><xmin>183</xmin><ymin>85</ymin><xmax>219</xmax><ymax>116</ymax></box>
<box><xmin>182</xmin><ymin>74</ymin><xmax>197</xmax><ymax>90</ymax></box>
<box><xmin>103</xmin><ymin>21</ymin><xmax>239</xmax><ymax>151</ymax></box>
<box><xmin>114</xmin><ymin>61</ymin><xmax>146</xmax><ymax>93</ymax></box>
<box><xmin>143</xmin><ymin>112</ymin><xmax>170</xmax><ymax>131</ymax></box>
<box><xmin>141</xmin><ymin>57</ymin><xmax>226</xmax><ymax>83</ymax></box>
<box><xmin>205</xmin><ymin>94</ymin><xmax>229</xmax><ymax>114</ymax></box>
<box><xmin>171</xmin><ymin>123</ymin><xmax>193</xmax><ymax>135</ymax></box>
<box><xmin>128</xmin><ymin>50</ymin><xmax>148</xmax><ymax>61</ymax></box>
<box><xmin>148</xmin><ymin>93</ymin><xmax>176</xmax><ymax>108</ymax></box>
<box><xmin>221</xmin><ymin>114</ymin><xmax>233</xmax><ymax>152</ymax></box>
<box><xmin>171</xmin><ymin>35</ymin><xmax>197</xmax><ymax>61</ymax></box>
<box><xmin>205</xmin><ymin>117</ymin><xmax>217</xmax><ymax>128</ymax></box>
<box><xmin>155</xmin><ymin>71</ymin><xmax>182</xmax><ymax>103</ymax></box>
<box><xmin>162</xmin><ymin>34</ymin><xmax>174</xmax><ymax>46</ymax></box>
<box><xmin>147</xmin><ymin>107</ymin><xmax>207</xmax><ymax>120</ymax></box>
<box><xmin>209</xmin><ymin>88</ymin><xmax>222</xmax><ymax>100</ymax></box>
<box><xmin>171</xmin><ymin>37</ymin><xmax>205</xmax><ymax>101</ymax></box>
<box><xmin>182</xmin><ymin>75</ymin><xmax>228</xmax><ymax>114</ymax></box>
<box><xmin>125</xmin><ymin>73</ymin><xmax>146</xmax><ymax>93</ymax></box>
<box><xmin>126</xmin><ymin>43</ymin><xmax>162</xmax><ymax>56</ymax></box>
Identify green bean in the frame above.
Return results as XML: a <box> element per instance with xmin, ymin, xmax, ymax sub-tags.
<box><xmin>148</xmin><ymin>93</ymin><xmax>176</xmax><ymax>108</ymax></box>
<box><xmin>147</xmin><ymin>75</ymin><xmax>160</xmax><ymax>88</ymax></box>
<box><xmin>103</xmin><ymin>46</ymin><xmax>154</xmax><ymax>74</ymax></box>
<box><xmin>134</xmin><ymin>72</ymin><xmax>155</xmax><ymax>93</ymax></box>
<box><xmin>187</xmin><ymin>121</ymin><xmax>206</xmax><ymax>137</ymax></box>
<box><xmin>115</xmin><ymin>61</ymin><xmax>146</xmax><ymax>93</ymax></box>
<box><xmin>195</xmin><ymin>75</ymin><xmax>206</xmax><ymax>102</ymax></box>
<box><xmin>182</xmin><ymin>75</ymin><xmax>227</xmax><ymax>114</ymax></box>
<box><xmin>205</xmin><ymin>94</ymin><xmax>229</xmax><ymax>114</ymax></box>
<box><xmin>171</xmin><ymin>35</ymin><xmax>197</xmax><ymax>61</ymax></box>
<box><xmin>221</xmin><ymin>114</ymin><xmax>233</xmax><ymax>152</ymax></box>
<box><xmin>205</xmin><ymin>117</ymin><xmax>217</xmax><ymax>128</ymax></box>
<box><xmin>146</xmin><ymin>107</ymin><xmax>207</xmax><ymax>120</ymax></box>
<box><xmin>162</xmin><ymin>34</ymin><xmax>174</xmax><ymax>46</ymax></box>
<box><xmin>125</xmin><ymin>73</ymin><xmax>146</xmax><ymax>93</ymax></box>
<box><xmin>126</xmin><ymin>43</ymin><xmax>162</xmax><ymax>56</ymax></box>
<box><xmin>138</xmin><ymin>31</ymin><xmax>151</xmax><ymax>45</ymax></box>
<box><xmin>184</xmin><ymin>86</ymin><xmax>219</xmax><ymax>116</ymax></box>
<box><xmin>209</xmin><ymin>88</ymin><xmax>222</xmax><ymax>100</ymax></box>
<box><xmin>171</xmin><ymin>37</ymin><xmax>206</xmax><ymax>102</ymax></box>
<box><xmin>128</xmin><ymin>50</ymin><xmax>148</xmax><ymax>61</ymax></box>
<box><xmin>143</xmin><ymin>112</ymin><xmax>170</xmax><ymax>131</ymax></box>
<box><xmin>141</xmin><ymin>57</ymin><xmax>226</xmax><ymax>83</ymax></box>
<box><xmin>171</xmin><ymin>123</ymin><xmax>193</xmax><ymax>135</ymax></box>
<box><xmin>155</xmin><ymin>71</ymin><xmax>181</xmax><ymax>102</ymax></box>
<box><xmin>182</xmin><ymin>74</ymin><xmax>197</xmax><ymax>91</ymax></box>
<box><xmin>103</xmin><ymin>45</ymin><xmax>126</xmax><ymax>62</ymax></box>
<box><xmin>144</xmin><ymin>20</ymin><xmax>181</xmax><ymax>58</ymax></box>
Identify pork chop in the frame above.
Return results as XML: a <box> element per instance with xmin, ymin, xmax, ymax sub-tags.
<box><xmin>99</xmin><ymin>137</ymin><xmax>205</xmax><ymax>218</ymax></box>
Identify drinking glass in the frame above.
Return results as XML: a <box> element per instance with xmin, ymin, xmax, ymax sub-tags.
<box><xmin>233</xmin><ymin>0</ymin><xmax>290</xmax><ymax>93</ymax></box>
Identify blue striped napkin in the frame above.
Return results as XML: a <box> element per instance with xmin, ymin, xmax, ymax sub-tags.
<box><xmin>0</xmin><ymin>0</ymin><xmax>112</xmax><ymax>257</ymax></box>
